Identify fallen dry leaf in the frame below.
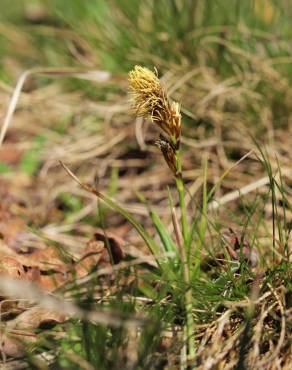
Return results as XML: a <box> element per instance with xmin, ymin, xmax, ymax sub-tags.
<box><xmin>0</xmin><ymin>331</ymin><xmax>28</xmax><ymax>358</ymax></box>
<box><xmin>73</xmin><ymin>231</ymin><xmax>125</xmax><ymax>279</ymax></box>
<box><xmin>25</xmin><ymin>245</ymin><xmax>69</xmax><ymax>273</ymax></box>
<box><xmin>0</xmin><ymin>191</ymin><xmax>128</xmax><ymax>359</ymax></box>
<box><xmin>94</xmin><ymin>231</ymin><xmax>125</xmax><ymax>264</ymax></box>
<box><xmin>7</xmin><ymin>306</ymin><xmax>65</xmax><ymax>331</ymax></box>
<box><xmin>0</xmin><ymin>306</ymin><xmax>64</xmax><ymax>358</ymax></box>
<box><xmin>74</xmin><ymin>239</ymin><xmax>104</xmax><ymax>278</ymax></box>
<box><xmin>0</xmin><ymin>229</ymin><xmax>127</xmax><ymax>296</ymax></box>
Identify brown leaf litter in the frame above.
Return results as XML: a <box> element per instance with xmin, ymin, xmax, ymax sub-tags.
<box><xmin>0</xmin><ymin>193</ymin><xmax>127</xmax><ymax>359</ymax></box>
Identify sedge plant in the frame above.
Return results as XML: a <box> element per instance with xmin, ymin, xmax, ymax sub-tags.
<box><xmin>62</xmin><ymin>65</ymin><xmax>210</xmax><ymax>367</ymax></box>
<box><xmin>128</xmin><ymin>65</ymin><xmax>195</xmax><ymax>362</ymax></box>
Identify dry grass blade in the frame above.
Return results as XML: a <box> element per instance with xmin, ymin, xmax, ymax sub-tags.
<box><xmin>257</xmin><ymin>284</ymin><xmax>287</xmax><ymax>367</ymax></box>
<box><xmin>0</xmin><ymin>67</ymin><xmax>110</xmax><ymax>147</ymax></box>
<box><xmin>209</xmin><ymin>167</ymin><xmax>292</xmax><ymax>210</ymax></box>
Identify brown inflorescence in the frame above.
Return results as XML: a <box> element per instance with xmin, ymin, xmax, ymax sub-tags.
<box><xmin>155</xmin><ymin>135</ymin><xmax>179</xmax><ymax>177</ymax></box>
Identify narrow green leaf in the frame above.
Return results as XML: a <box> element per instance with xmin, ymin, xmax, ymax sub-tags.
<box><xmin>149</xmin><ymin>209</ymin><xmax>178</xmax><ymax>255</ymax></box>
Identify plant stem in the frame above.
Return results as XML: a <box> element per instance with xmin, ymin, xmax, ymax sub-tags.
<box><xmin>183</xmin><ymin>261</ymin><xmax>196</xmax><ymax>365</ymax></box>
<box><xmin>176</xmin><ymin>176</ymin><xmax>189</xmax><ymax>242</ymax></box>
<box><xmin>175</xmin><ymin>151</ymin><xmax>195</xmax><ymax>365</ymax></box>
<box><xmin>175</xmin><ymin>151</ymin><xmax>189</xmax><ymax>244</ymax></box>
<box><xmin>170</xmin><ymin>198</ymin><xmax>195</xmax><ymax>363</ymax></box>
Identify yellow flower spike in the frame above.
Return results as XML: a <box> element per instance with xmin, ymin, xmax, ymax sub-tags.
<box><xmin>129</xmin><ymin>65</ymin><xmax>181</xmax><ymax>148</ymax></box>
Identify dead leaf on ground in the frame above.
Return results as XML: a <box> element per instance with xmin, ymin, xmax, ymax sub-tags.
<box><xmin>0</xmin><ymin>306</ymin><xmax>65</xmax><ymax>358</ymax></box>
<box><xmin>94</xmin><ymin>231</ymin><xmax>125</xmax><ymax>264</ymax></box>
<box><xmin>0</xmin><ymin>189</ymin><xmax>128</xmax><ymax>359</ymax></box>
<box><xmin>7</xmin><ymin>306</ymin><xmax>65</xmax><ymax>331</ymax></box>
<box><xmin>0</xmin><ymin>331</ymin><xmax>28</xmax><ymax>358</ymax></box>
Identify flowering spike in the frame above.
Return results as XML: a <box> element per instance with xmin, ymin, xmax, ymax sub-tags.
<box><xmin>129</xmin><ymin>65</ymin><xmax>181</xmax><ymax>148</ymax></box>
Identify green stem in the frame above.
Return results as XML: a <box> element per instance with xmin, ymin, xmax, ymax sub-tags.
<box><xmin>175</xmin><ymin>151</ymin><xmax>195</xmax><ymax>365</ymax></box>
<box><xmin>176</xmin><ymin>176</ymin><xmax>189</xmax><ymax>243</ymax></box>
<box><xmin>175</xmin><ymin>151</ymin><xmax>189</xmax><ymax>245</ymax></box>
<box><xmin>183</xmin><ymin>262</ymin><xmax>196</xmax><ymax>365</ymax></box>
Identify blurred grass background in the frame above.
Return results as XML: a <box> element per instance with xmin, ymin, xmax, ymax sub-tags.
<box><xmin>1</xmin><ymin>0</ymin><xmax>291</xmax><ymax>131</ymax></box>
<box><xmin>1</xmin><ymin>0</ymin><xmax>291</xmax><ymax>74</ymax></box>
